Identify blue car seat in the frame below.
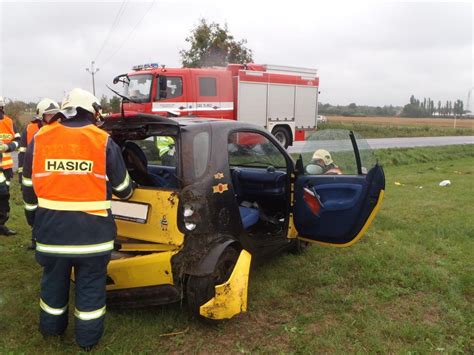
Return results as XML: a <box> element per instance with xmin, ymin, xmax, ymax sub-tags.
<box><xmin>239</xmin><ymin>206</ymin><xmax>259</xmax><ymax>230</ymax></box>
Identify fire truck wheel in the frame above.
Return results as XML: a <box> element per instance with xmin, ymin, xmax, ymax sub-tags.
<box><xmin>186</xmin><ymin>246</ymin><xmax>239</xmax><ymax>324</ymax></box>
<box><xmin>272</xmin><ymin>126</ymin><xmax>291</xmax><ymax>148</ymax></box>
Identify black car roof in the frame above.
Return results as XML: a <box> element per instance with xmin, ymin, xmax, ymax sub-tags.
<box><xmin>104</xmin><ymin>112</ymin><xmax>260</xmax><ymax>130</ymax></box>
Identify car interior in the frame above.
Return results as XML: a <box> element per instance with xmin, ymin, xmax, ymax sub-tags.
<box><xmin>121</xmin><ymin>139</ymin><xmax>179</xmax><ymax>189</ymax></box>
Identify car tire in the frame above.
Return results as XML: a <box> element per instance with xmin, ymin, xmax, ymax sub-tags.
<box><xmin>289</xmin><ymin>239</ymin><xmax>311</xmax><ymax>255</ymax></box>
<box><xmin>186</xmin><ymin>247</ymin><xmax>239</xmax><ymax>323</ymax></box>
<box><xmin>272</xmin><ymin>126</ymin><xmax>291</xmax><ymax>148</ymax></box>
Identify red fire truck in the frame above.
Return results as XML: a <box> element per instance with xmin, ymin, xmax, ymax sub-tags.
<box><xmin>114</xmin><ymin>63</ymin><xmax>319</xmax><ymax>147</ymax></box>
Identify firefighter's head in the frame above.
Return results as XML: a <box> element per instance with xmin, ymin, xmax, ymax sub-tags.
<box><xmin>311</xmin><ymin>149</ymin><xmax>333</xmax><ymax>167</ymax></box>
<box><xmin>55</xmin><ymin>88</ymin><xmax>102</xmax><ymax>122</ymax></box>
<box><xmin>36</xmin><ymin>98</ymin><xmax>60</xmax><ymax>123</ymax></box>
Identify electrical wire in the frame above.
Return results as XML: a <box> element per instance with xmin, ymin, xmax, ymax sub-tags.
<box><xmin>93</xmin><ymin>0</ymin><xmax>129</xmax><ymax>62</ymax></box>
<box><xmin>100</xmin><ymin>0</ymin><xmax>156</xmax><ymax>66</ymax></box>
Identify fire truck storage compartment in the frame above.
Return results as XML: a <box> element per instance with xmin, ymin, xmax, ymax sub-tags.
<box><xmin>237</xmin><ymin>81</ymin><xmax>267</xmax><ymax>127</ymax></box>
<box><xmin>237</xmin><ymin>73</ymin><xmax>318</xmax><ymax>130</ymax></box>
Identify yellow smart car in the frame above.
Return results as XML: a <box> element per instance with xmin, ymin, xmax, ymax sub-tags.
<box><xmin>102</xmin><ymin>113</ymin><xmax>385</xmax><ymax>321</ymax></box>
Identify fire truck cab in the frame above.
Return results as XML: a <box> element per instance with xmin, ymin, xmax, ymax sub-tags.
<box><xmin>114</xmin><ymin>63</ymin><xmax>320</xmax><ymax>148</ymax></box>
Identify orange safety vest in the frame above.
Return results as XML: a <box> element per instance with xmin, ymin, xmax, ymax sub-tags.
<box><xmin>27</xmin><ymin>121</ymin><xmax>41</xmax><ymax>145</ymax></box>
<box><xmin>32</xmin><ymin>121</ymin><xmax>110</xmax><ymax>215</ymax></box>
<box><xmin>0</xmin><ymin>115</ymin><xmax>16</xmax><ymax>169</ymax></box>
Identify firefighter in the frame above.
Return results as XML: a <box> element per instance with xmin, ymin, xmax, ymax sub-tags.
<box><xmin>306</xmin><ymin>149</ymin><xmax>342</xmax><ymax>175</ymax></box>
<box><xmin>18</xmin><ymin>98</ymin><xmax>59</xmax><ymax>249</ymax></box>
<box><xmin>0</xmin><ymin>96</ymin><xmax>20</xmax><ymax>236</ymax></box>
<box><xmin>18</xmin><ymin>98</ymin><xmax>60</xmax><ymax>182</ymax></box>
<box><xmin>21</xmin><ymin>88</ymin><xmax>134</xmax><ymax>351</ymax></box>
<box><xmin>155</xmin><ymin>135</ymin><xmax>176</xmax><ymax>166</ymax></box>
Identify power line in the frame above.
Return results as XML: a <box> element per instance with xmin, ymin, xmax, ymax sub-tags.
<box><xmin>100</xmin><ymin>0</ymin><xmax>156</xmax><ymax>66</ymax></box>
<box><xmin>94</xmin><ymin>0</ymin><xmax>129</xmax><ymax>62</ymax></box>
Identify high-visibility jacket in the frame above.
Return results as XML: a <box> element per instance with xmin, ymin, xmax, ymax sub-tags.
<box><xmin>31</xmin><ymin>121</ymin><xmax>110</xmax><ymax>216</ymax></box>
<box><xmin>0</xmin><ymin>115</ymin><xmax>17</xmax><ymax>169</ymax></box>
<box><xmin>155</xmin><ymin>136</ymin><xmax>175</xmax><ymax>157</ymax></box>
<box><xmin>26</xmin><ymin>121</ymin><xmax>41</xmax><ymax>145</ymax></box>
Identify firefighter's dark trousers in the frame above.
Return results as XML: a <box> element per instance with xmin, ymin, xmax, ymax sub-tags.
<box><xmin>36</xmin><ymin>253</ymin><xmax>111</xmax><ymax>347</ymax></box>
<box><xmin>0</xmin><ymin>169</ymin><xmax>12</xmax><ymax>225</ymax></box>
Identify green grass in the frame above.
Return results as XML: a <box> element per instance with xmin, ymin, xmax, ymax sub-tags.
<box><xmin>1</xmin><ymin>145</ymin><xmax>473</xmax><ymax>353</ymax></box>
<box><xmin>319</xmin><ymin>122</ymin><xmax>474</xmax><ymax>138</ymax></box>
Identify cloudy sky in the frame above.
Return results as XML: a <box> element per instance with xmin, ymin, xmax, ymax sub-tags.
<box><xmin>0</xmin><ymin>0</ymin><xmax>472</xmax><ymax>107</ymax></box>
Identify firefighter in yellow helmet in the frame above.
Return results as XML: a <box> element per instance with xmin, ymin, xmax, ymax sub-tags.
<box><xmin>0</xmin><ymin>96</ymin><xmax>21</xmax><ymax>236</ymax></box>
<box><xmin>21</xmin><ymin>88</ymin><xmax>134</xmax><ymax>351</ymax></box>
<box><xmin>306</xmin><ymin>149</ymin><xmax>342</xmax><ymax>175</ymax></box>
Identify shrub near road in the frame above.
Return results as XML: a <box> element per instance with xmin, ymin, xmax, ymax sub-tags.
<box><xmin>0</xmin><ymin>145</ymin><xmax>473</xmax><ymax>353</ymax></box>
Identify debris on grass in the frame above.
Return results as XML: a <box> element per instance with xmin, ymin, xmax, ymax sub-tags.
<box><xmin>439</xmin><ymin>180</ymin><xmax>451</xmax><ymax>187</ymax></box>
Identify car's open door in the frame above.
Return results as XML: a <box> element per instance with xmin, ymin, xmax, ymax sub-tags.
<box><xmin>292</xmin><ymin>130</ymin><xmax>385</xmax><ymax>246</ymax></box>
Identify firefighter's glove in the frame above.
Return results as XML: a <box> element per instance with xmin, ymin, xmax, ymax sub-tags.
<box><xmin>0</xmin><ymin>144</ymin><xmax>8</xmax><ymax>152</ymax></box>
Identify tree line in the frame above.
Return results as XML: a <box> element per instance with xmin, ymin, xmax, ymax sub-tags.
<box><xmin>401</xmin><ymin>95</ymin><xmax>465</xmax><ymax>118</ymax></box>
<box><xmin>318</xmin><ymin>102</ymin><xmax>401</xmax><ymax>117</ymax></box>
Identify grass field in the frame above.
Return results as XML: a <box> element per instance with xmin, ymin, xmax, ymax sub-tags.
<box><xmin>319</xmin><ymin>121</ymin><xmax>474</xmax><ymax>139</ymax></box>
<box><xmin>328</xmin><ymin>115</ymin><xmax>474</xmax><ymax>129</ymax></box>
<box><xmin>0</xmin><ymin>145</ymin><xmax>473</xmax><ymax>353</ymax></box>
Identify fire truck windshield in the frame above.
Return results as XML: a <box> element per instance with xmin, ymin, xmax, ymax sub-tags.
<box><xmin>124</xmin><ymin>74</ymin><xmax>153</xmax><ymax>102</ymax></box>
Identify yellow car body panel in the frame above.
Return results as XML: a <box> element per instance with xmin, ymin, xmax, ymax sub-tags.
<box><xmin>107</xmin><ymin>251</ymin><xmax>177</xmax><ymax>291</ymax></box>
<box><xmin>199</xmin><ymin>249</ymin><xmax>252</xmax><ymax>320</ymax></box>
<box><xmin>113</xmin><ymin>188</ymin><xmax>184</xmax><ymax>246</ymax></box>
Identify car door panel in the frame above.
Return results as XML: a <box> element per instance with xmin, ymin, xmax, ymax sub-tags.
<box><xmin>294</xmin><ymin>164</ymin><xmax>385</xmax><ymax>246</ymax></box>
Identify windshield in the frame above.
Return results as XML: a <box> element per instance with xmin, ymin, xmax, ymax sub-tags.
<box><xmin>124</xmin><ymin>74</ymin><xmax>152</xmax><ymax>102</ymax></box>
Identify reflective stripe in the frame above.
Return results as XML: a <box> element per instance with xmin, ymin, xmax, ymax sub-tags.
<box><xmin>0</xmin><ymin>173</ymin><xmax>5</xmax><ymax>183</ymax></box>
<box><xmin>74</xmin><ymin>306</ymin><xmax>106</xmax><ymax>321</ymax></box>
<box><xmin>14</xmin><ymin>133</ymin><xmax>21</xmax><ymax>138</ymax></box>
<box><xmin>24</xmin><ymin>202</ymin><xmax>38</xmax><ymax>211</ymax></box>
<box><xmin>0</xmin><ymin>159</ymin><xmax>13</xmax><ymax>167</ymax></box>
<box><xmin>36</xmin><ymin>240</ymin><xmax>114</xmax><ymax>255</ymax></box>
<box><xmin>18</xmin><ymin>147</ymin><xmax>27</xmax><ymax>153</ymax></box>
<box><xmin>6</xmin><ymin>181</ymin><xmax>10</xmax><ymax>186</ymax></box>
<box><xmin>18</xmin><ymin>167</ymin><xmax>23</xmax><ymax>173</ymax></box>
<box><xmin>22</xmin><ymin>177</ymin><xmax>33</xmax><ymax>187</ymax></box>
<box><xmin>37</xmin><ymin>198</ymin><xmax>111</xmax><ymax>211</ymax></box>
<box><xmin>112</xmin><ymin>173</ymin><xmax>130</xmax><ymax>192</ymax></box>
<box><xmin>3</xmin><ymin>152</ymin><xmax>11</xmax><ymax>158</ymax></box>
<box><xmin>40</xmin><ymin>299</ymin><xmax>67</xmax><ymax>316</ymax></box>
<box><xmin>12</xmin><ymin>141</ymin><xmax>19</xmax><ymax>149</ymax></box>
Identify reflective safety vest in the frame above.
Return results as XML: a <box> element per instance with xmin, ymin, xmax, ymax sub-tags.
<box><xmin>0</xmin><ymin>115</ymin><xmax>16</xmax><ymax>169</ymax></box>
<box><xmin>26</xmin><ymin>121</ymin><xmax>41</xmax><ymax>145</ymax></box>
<box><xmin>31</xmin><ymin>121</ymin><xmax>110</xmax><ymax>215</ymax></box>
<box><xmin>155</xmin><ymin>136</ymin><xmax>174</xmax><ymax>157</ymax></box>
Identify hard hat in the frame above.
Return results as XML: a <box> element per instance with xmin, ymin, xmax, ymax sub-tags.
<box><xmin>312</xmin><ymin>149</ymin><xmax>333</xmax><ymax>165</ymax></box>
<box><xmin>58</xmin><ymin>88</ymin><xmax>101</xmax><ymax>119</ymax></box>
<box><xmin>36</xmin><ymin>98</ymin><xmax>60</xmax><ymax>117</ymax></box>
<box><xmin>0</xmin><ymin>96</ymin><xmax>5</xmax><ymax>107</ymax></box>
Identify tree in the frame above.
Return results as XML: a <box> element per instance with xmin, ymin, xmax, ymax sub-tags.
<box><xmin>100</xmin><ymin>95</ymin><xmax>112</xmax><ymax>113</ymax></box>
<box><xmin>180</xmin><ymin>18</ymin><xmax>253</xmax><ymax>68</ymax></box>
<box><xmin>110</xmin><ymin>96</ymin><xmax>121</xmax><ymax>113</ymax></box>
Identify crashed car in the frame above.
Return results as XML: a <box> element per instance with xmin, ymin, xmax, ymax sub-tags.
<box><xmin>102</xmin><ymin>113</ymin><xmax>385</xmax><ymax>321</ymax></box>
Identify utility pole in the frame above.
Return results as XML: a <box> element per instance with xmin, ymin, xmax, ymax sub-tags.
<box><xmin>85</xmin><ymin>61</ymin><xmax>100</xmax><ymax>96</ymax></box>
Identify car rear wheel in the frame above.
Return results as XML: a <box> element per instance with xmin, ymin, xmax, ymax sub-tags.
<box><xmin>272</xmin><ymin>126</ymin><xmax>291</xmax><ymax>148</ymax></box>
<box><xmin>186</xmin><ymin>247</ymin><xmax>239</xmax><ymax>323</ymax></box>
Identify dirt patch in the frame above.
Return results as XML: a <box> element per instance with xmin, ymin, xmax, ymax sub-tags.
<box><xmin>379</xmin><ymin>292</ymin><xmax>441</xmax><ymax>325</ymax></box>
<box><xmin>329</xmin><ymin>116</ymin><xmax>474</xmax><ymax>129</ymax></box>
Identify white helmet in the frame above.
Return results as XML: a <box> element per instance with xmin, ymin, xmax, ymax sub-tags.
<box><xmin>312</xmin><ymin>149</ymin><xmax>333</xmax><ymax>165</ymax></box>
<box><xmin>36</xmin><ymin>98</ymin><xmax>60</xmax><ymax>117</ymax></box>
<box><xmin>58</xmin><ymin>88</ymin><xmax>101</xmax><ymax>119</ymax></box>
<box><xmin>0</xmin><ymin>96</ymin><xmax>5</xmax><ymax>107</ymax></box>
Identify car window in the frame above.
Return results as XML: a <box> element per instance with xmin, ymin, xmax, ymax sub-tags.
<box><xmin>193</xmin><ymin>131</ymin><xmax>210</xmax><ymax>178</ymax></box>
<box><xmin>228</xmin><ymin>131</ymin><xmax>287</xmax><ymax>169</ymax></box>
<box><xmin>295</xmin><ymin>129</ymin><xmax>376</xmax><ymax>175</ymax></box>
<box><xmin>131</xmin><ymin>136</ymin><xmax>177</xmax><ymax>167</ymax></box>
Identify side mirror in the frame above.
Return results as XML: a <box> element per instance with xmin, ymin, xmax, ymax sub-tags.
<box><xmin>158</xmin><ymin>75</ymin><xmax>167</xmax><ymax>99</ymax></box>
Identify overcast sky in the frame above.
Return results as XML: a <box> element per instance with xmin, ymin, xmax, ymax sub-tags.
<box><xmin>0</xmin><ymin>0</ymin><xmax>472</xmax><ymax>107</ymax></box>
